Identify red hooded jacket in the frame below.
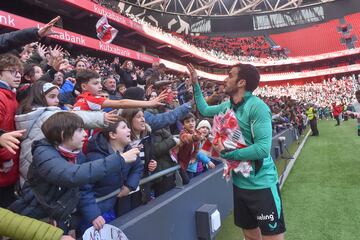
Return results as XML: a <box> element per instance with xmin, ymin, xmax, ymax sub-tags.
<box><xmin>0</xmin><ymin>83</ymin><xmax>19</xmax><ymax>186</ymax></box>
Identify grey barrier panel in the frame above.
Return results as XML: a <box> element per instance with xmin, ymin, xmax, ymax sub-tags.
<box><xmin>109</xmin><ymin>128</ymin><xmax>297</xmax><ymax>239</ymax></box>
<box><xmin>111</xmin><ymin>166</ymin><xmax>233</xmax><ymax>240</ymax></box>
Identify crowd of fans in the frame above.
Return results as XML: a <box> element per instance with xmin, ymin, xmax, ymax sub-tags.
<box><xmin>255</xmin><ymin>76</ymin><xmax>360</xmax><ymax>134</ymax></box>
<box><xmin>0</xmin><ymin>13</ymin><xmax>359</xmax><ymax>240</ymax></box>
<box><xmin>0</xmin><ymin>20</ymin><xmax>230</xmax><ymax>239</ymax></box>
<box><xmin>90</xmin><ymin>0</ymin><xmax>288</xmax><ymax>62</ymax></box>
<box><xmin>181</xmin><ymin>35</ymin><xmax>288</xmax><ymax>60</ymax></box>
<box><xmin>127</xmin><ymin>13</ymin><xmax>288</xmax><ymax>62</ymax></box>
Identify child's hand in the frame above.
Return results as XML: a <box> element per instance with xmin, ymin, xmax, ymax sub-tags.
<box><xmin>213</xmin><ymin>138</ymin><xmax>225</xmax><ymax>153</ymax></box>
<box><xmin>0</xmin><ymin>129</ymin><xmax>25</xmax><ymax>154</ymax></box>
<box><xmin>92</xmin><ymin>216</ymin><xmax>105</xmax><ymax>230</ymax></box>
<box><xmin>207</xmin><ymin>161</ymin><xmax>216</xmax><ymax>169</ymax></box>
<box><xmin>193</xmin><ymin>131</ymin><xmax>202</xmax><ymax>141</ymax></box>
<box><xmin>148</xmin><ymin>90</ymin><xmax>168</xmax><ymax>107</ymax></box>
<box><xmin>148</xmin><ymin>159</ymin><xmax>157</xmax><ymax>172</ymax></box>
<box><xmin>121</xmin><ymin>148</ymin><xmax>140</xmax><ymax>163</ymax></box>
<box><xmin>104</xmin><ymin>110</ymin><xmax>119</xmax><ymax>124</ymax></box>
<box><xmin>117</xmin><ymin>186</ymin><xmax>130</xmax><ymax>198</ymax></box>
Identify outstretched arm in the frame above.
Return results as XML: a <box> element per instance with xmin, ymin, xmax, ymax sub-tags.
<box><xmin>186</xmin><ymin>64</ymin><xmax>228</xmax><ymax>117</ymax></box>
<box><xmin>102</xmin><ymin>90</ymin><xmax>168</xmax><ymax>109</ymax></box>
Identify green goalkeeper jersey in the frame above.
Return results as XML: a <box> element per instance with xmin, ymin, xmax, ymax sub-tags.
<box><xmin>194</xmin><ymin>83</ymin><xmax>278</xmax><ymax>190</ymax></box>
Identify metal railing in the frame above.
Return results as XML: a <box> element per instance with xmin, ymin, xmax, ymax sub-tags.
<box><xmin>96</xmin><ymin>165</ymin><xmax>181</xmax><ymax>203</ymax></box>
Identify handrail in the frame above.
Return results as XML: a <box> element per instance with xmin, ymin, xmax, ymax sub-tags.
<box><xmin>96</xmin><ymin>126</ymin><xmax>298</xmax><ymax>203</ymax></box>
<box><xmin>96</xmin><ymin>165</ymin><xmax>181</xmax><ymax>203</ymax></box>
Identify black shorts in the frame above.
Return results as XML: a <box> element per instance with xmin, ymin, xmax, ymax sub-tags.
<box><xmin>233</xmin><ymin>184</ymin><xmax>286</xmax><ymax>236</ymax></box>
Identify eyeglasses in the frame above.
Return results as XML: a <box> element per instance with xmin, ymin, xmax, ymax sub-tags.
<box><xmin>0</xmin><ymin>69</ymin><xmax>22</xmax><ymax>76</ymax></box>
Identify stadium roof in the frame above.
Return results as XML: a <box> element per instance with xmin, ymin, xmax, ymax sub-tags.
<box><xmin>121</xmin><ymin>0</ymin><xmax>336</xmax><ymax>17</ymax></box>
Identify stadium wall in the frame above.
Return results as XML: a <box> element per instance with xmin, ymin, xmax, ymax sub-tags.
<box><xmin>111</xmin><ymin>128</ymin><xmax>297</xmax><ymax>239</ymax></box>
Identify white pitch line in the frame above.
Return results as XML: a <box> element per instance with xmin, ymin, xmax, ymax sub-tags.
<box><xmin>279</xmin><ymin>129</ymin><xmax>311</xmax><ymax>190</ymax></box>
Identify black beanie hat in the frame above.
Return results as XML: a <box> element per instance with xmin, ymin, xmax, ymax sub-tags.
<box><xmin>123</xmin><ymin>87</ymin><xmax>145</xmax><ymax>100</ymax></box>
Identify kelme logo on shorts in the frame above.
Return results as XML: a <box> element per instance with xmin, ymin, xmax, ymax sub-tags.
<box><xmin>256</xmin><ymin>212</ymin><xmax>275</xmax><ymax>222</ymax></box>
<box><xmin>268</xmin><ymin>222</ymin><xmax>278</xmax><ymax>231</ymax></box>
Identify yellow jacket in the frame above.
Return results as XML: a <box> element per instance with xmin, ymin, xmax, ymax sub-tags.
<box><xmin>0</xmin><ymin>208</ymin><xmax>63</xmax><ymax>240</ymax></box>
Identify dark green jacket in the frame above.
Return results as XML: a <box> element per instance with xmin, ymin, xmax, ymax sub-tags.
<box><xmin>152</xmin><ymin>128</ymin><xmax>177</xmax><ymax>177</ymax></box>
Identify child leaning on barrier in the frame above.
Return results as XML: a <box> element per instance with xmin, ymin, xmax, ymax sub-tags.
<box><xmin>186</xmin><ymin>120</ymin><xmax>216</xmax><ymax>179</ymax></box>
<box><xmin>9</xmin><ymin>112</ymin><xmax>137</xmax><ymax>234</ymax></box>
<box><xmin>177</xmin><ymin>113</ymin><xmax>202</xmax><ymax>184</ymax></box>
<box><xmin>78</xmin><ymin>116</ymin><xmax>143</xmax><ymax>234</ymax></box>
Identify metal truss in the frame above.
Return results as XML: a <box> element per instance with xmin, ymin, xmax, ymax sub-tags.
<box><xmin>121</xmin><ymin>0</ymin><xmax>336</xmax><ymax>16</ymax></box>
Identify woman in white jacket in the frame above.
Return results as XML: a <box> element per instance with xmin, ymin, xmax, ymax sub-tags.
<box><xmin>15</xmin><ymin>81</ymin><xmax>116</xmax><ymax>186</ymax></box>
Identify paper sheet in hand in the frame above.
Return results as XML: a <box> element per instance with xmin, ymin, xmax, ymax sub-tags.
<box><xmin>83</xmin><ymin>224</ymin><xmax>128</xmax><ymax>240</ymax></box>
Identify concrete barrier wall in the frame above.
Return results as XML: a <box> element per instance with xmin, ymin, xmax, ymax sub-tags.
<box><xmin>111</xmin><ymin>127</ymin><xmax>298</xmax><ymax>239</ymax></box>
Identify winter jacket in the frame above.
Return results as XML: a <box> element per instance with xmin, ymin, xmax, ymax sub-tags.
<box><xmin>144</xmin><ymin>102</ymin><xmax>192</xmax><ymax>132</ymax></box>
<box><xmin>78</xmin><ymin>132</ymin><xmax>143</xmax><ymax>224</ymax></box>
<box><xmin>187</xmin><ymin>151</ymin><xmax>211</xmax><ymax>173</ymax></box>
<box><xmin>0</xmin><ymin>28</ymin><xmax>40</xmax><ymax>54</ymax></box>
<box><xmin>0</xmin><ymin>207</ymin><xmax>63</xmax><ymax>240</ymax></box>
<box><xmin>177</xmin><ymin>129</ymin><xmax>201</xmax><ymax>170</ymax></box>
<box><xmin>59</xmin><ymin>79</ymin><xmax>74</xmax><ymax>94</ymax></box>
<box><xmin>114</xmin><ymin>65</ymin><xmax>145</xmax><ymax>88</ymax></box>
<box><xmin>152</xmin><ymin>128</ymin><xmax>177</xmax><ymax>176</ymax></box>
<box><xmin>15</xmin><ymin>106</ymin><xmax>107</xmax><ymax>186</ymax></box>
<box><xmin>59</xmin><ymin>90</ymin><xmax>77</xmax><ymax>106</ymax></box>
<box><xmin>9</xmin><ymin>138</ymin><xmax>128</xmax><ymax>221</ymax></box>
<box><xmin>0</xmin><ymin>81</ymin><xmax>19</xmax><ymax>186</ymax></box>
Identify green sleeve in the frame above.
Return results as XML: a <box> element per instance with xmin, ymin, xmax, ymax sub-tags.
<box><xmin>0</xmin><ymin>208</ymin><xmax>64</xmax><ymax>240</ymax></box>
<box><xmin>193</xmin><ymin>83</ymin><xmax>228</xmax><ymax>117</ymax></box>
<box><xmin>221</xmin><ymin>102</ymin><xmax>273</xmax><ymax>161</ymax></box>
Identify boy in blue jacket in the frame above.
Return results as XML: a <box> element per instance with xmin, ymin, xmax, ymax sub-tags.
<box><xmin>78</xmin><ymin>117</ymin><xmax>143</xmax><ymax>232</ymax></box>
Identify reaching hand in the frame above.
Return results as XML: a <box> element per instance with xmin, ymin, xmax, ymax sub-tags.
<box><xmin>0</xmin><ymin>130</ymin><xmax>26</xmax><ymax>154</ymax></box>
<box><xmin>207</xmin><ymin>161</ymin><xmax>216</xmax><ymax>169</ymax></box>
<box><xmin>49</xmin><ymin>45</ymin><xmax>64</xmax><ymax>59</ymax></box>
<box><xmin>121</xmin><ymin>148</ymin><xmax>140</xmax><ymax>163</ymax></box>
<box><xmin>52</xmin><ymin>56</ymin><xmax>67</xmax><ymax>72</ymax></box>
<box><xmin>148</xmin><ymin>89</ymin><xmax>168</xmax><ymax>107</ymax></box>
<box><xmin>212</xmin><ymin>138</ymin><xmax>225</xmax><ymax>153</ymax></box>
<box><xmin>36</xmin><ymin>43</ymin><xmax>48</xmax><ymax>60</ymax></box>
<box><xmin>145</xmin><ymin>84</ymin><xmax>154</xmax><ymax>98</ymax></box>
<box><xmin>186</xmin><ymin>63</ymin><xmax>198</xmax><ymax>85</ymax></box>
<box><xmin>92</xmin><ymin>216</ymin><xmax>106</xmax><ymax>230</ymax></box>
<box><xmin>38</xmin><ymin>16</ymin><xmax>61</xmax><ymax>37</ymax></box>
<box><xmin>104</xmin><ymin>110</ymin><xmax>119</xmax><ymax>124</ymax></box>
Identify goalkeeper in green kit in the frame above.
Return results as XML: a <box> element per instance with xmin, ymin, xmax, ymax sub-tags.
<box><xmin>187</xmin><ymin>63</ymin><xmax>286</xmax><ymax>240</ymax></box>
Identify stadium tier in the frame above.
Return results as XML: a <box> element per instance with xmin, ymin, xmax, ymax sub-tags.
<box><xmin>270</xmin><ymin>19</ymin><xmax>347</xmax><ymax>56</ymax></box>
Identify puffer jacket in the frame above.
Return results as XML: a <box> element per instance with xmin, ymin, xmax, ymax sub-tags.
<box><xmin>144</xmin><ymin>102</ymin><xmax>192</xmax><ymax>132</ymax></box>
<box><xmin>0</xmin><ymin>81</ymin><xmax>19</xmax><ymax>186</ymax></box>
<box><xmin>0</xmin><ymin>207</ymin><xmax>63</xmax><ymax>240</ymax></box>
<box><xmin>9</xmin><ymin>138</ymin><xmax>128</xmax><ymax>221</ymax></box>
<box><xmin>78</xmin><ymin>132</ymin><xmax>143</xmax><ymax>224</ymax></box>
<box><xmin>15</xmin><ymin>107</ymin><xmax>107</xmax><ymax>186</ymax></box>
